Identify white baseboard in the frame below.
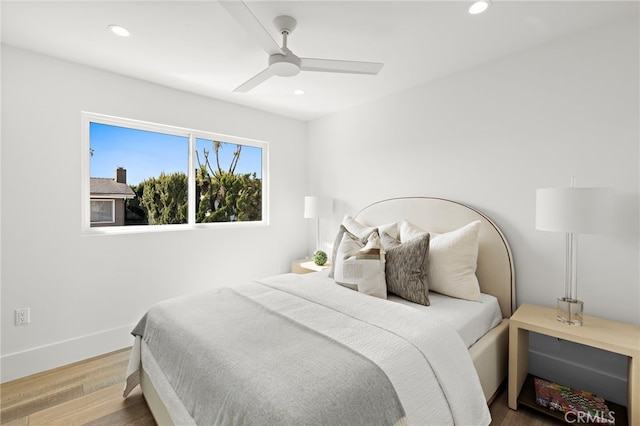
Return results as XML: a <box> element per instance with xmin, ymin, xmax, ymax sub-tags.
<box><xmin>1</xmin><ymin>324</ymin><xmax>135</xmax><ymax>383</ymax></box>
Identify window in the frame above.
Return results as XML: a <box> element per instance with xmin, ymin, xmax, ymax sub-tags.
<box><xmin>82</xmin><ymin>112</ymin><xmax>267</xmax><ymax>232</ymax></box>
<box><xmin>90</xmin><ymin>200</ymin><xmax>115</xmax><ymax>224</ymax></box>
<box><xmin>195</xmin><ymin>138</ymin><xmax>263</xmax><ymax>223</ymax></box>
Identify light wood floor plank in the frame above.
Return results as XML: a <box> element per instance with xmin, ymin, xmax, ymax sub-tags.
<box><xmin>83</xmin><ymin>391</ymin><xmax>155</xmax><ymax>426</ymax></box>
<box><xmin>2</xmin><ymin>349</ymin><xmax>130</xmax><ymax>407</ymax></box>
<box><xmin>488</xmin><ymin>385</ymin><xmax>510</xmax><ymax>425</ymax></box>
<box><xmin>1</xmin><ymin>347</ymin><xmax>562</xmax><ymax>425</ymax></box>
<box><xmin>81</xmin><ymin>361</ymin><xmax>129</xmax><ymax>395</ymax></box>
<box><xmin>0</xmin><ymin>384</ymin><xmax>84</xmax><ymax>424</ymax></box>
<box><xmin>0</xmin><ymin>349</ymin><xmax>144</xmax><ymax>426</ymax></box>
<box><xmin>28</xmin><ymin>384</ymin><xmax>141</xmax><ymax>425</ymax></box>
<box><xmin>0</xmin><ymin>417</ymin><xmax>27</xmax><ymax>426</ymax></box>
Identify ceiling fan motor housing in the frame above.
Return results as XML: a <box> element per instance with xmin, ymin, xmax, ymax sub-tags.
<box><xmin>269</xmin><ymin>48</ymin><xmax>301</xmax><ymax>77</ymax></box>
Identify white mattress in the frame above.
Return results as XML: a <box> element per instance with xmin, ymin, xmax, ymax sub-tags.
<box><xmin>310</xmin><ymin>270</ymin><xmax>502</xmax><ymax>349</ymax></box>
<box><xmin>387</xmin><ymin>292</ymin><xmax>503</xmax><ymax>348</ymax></box>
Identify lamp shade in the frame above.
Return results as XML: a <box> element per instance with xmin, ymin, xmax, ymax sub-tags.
<box><xmin>304</xmin><ymin>196</ymin><xmax>333</xmax><ymax>219</ymax></box>
<box><xmin>536</xmin><ymin>187</ymin><xmax>613</xmax><ymax>234</ymax></box>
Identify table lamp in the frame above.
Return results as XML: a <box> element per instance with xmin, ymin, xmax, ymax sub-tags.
<box><xmin>535</xmin><ymin>178</ymin><xmax>613</xmax><ymax>325</ymax></box>
<box><xmin>304</xmin><ymin>196</ymin><xmax>333</xmax><ymax>252</ymax></box>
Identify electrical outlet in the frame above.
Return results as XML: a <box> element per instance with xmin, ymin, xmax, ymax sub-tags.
<box><xmin>15</xmin><ymin>308</ymin><xmax>30</xmax><ymax>326</ymax></box>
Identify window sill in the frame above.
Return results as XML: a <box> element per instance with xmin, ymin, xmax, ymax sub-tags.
<box><xmin>81</xmin><ymin>220</ymin><xmax>268</xmax><ymax>236</ymax></box>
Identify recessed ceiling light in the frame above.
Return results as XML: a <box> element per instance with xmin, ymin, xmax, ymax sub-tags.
<box><xmin>294</xmin><ymin>89</ymin><xmax>305</xmax><ymax>95</ymax></box>
<box><xmin>108</xmin><ymin>25</ymin><xmax>130</xmax><ymax>37</ymax></box>
<box><xmin>468</xmin><ymin>0</ymin><xmax>490</xmax><ymax>14</ymax></box>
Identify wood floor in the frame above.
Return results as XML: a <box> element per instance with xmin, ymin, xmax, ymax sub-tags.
<box><xmin>0</xmin><ymin>348</ymin><xmax>153</xmax><ymax>425</ymax></box>
<box><xmin>1</xmin><ymin>348</ymin><xmax>564</xmax><ymax>425</ymax></box>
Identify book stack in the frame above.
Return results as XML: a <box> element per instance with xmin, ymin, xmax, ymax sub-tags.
<box><xmin>534</xmin><ymin>377</ymin><xmax>615</xmax><ymax>424</ymax></box>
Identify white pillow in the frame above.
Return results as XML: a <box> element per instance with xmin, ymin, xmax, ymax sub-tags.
<box><xmin>342</xmin><ymin>215</ymin><xmax>376</xmax><ymax>237</ymax></box>
<box><xmin>400</xmin><ymin>220</ymin><xmax>482</xmax><ymax>302</ymax></box>
<box><xmin>400</xmin><ymin>219</ymin><xmax>432</xmax><ymax>242</ymax></box>
<box><xmin>334</xmin><ymin>230</ymin><xmax>387</xmax><ymax>299</ymax></box>
<box><xmin>343</xmin><ymin>215</ymin><xmax>399</xmax><ymax>240</ymax></box>
<box><xmin>329</xmin><ymin>216</ymin><xmax>398</xmax><ymax>278</ymax></box>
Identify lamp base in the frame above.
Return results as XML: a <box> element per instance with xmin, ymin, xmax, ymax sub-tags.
<box><xmin>557</xmin><ymin>297</ymin><xmax>583</xmax><ymax>326</ymax></box>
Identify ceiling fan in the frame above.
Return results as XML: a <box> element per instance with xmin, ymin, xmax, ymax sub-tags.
<box><xmin>219</xmin><ymin>1</ymin><xmax>384</xmax><ymax>93</ymax></box>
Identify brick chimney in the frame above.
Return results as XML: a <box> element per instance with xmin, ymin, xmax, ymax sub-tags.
<box><xmin>115</xmin><ymin>167</ymin><xmax>127</xmax><ymax>184</ymax></box>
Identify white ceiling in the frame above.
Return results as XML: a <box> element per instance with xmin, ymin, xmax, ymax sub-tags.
<box><xmin>2</xmin><ymin>1</ymin><xmax>636</xmax><ymax>121</ymax></box>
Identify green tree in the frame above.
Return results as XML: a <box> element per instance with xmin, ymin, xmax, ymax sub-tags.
<box><xmin>123</xmin><ymin>141</ymin><xmax>261</xmax><ymax>225</ymax></box>
<box><xmin>196</xmin><ymin>142</ymin><xmax>261</xmax><ymax>223</ymax></box>
<box><xmin>138</xmin><ymin>172</ymin><xmax>188</xmax><ymax>225</ymax></box>
<box><xmin>125</xmin><ymin>183</ymin><xmax>148</xmax><ymax>225</ymax></box>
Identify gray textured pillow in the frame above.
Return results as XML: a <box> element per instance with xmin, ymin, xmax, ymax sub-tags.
<box><xmin>381</xmin><ymin>232</ymin><xmax>431</xmax><ymax>306</ymax></box>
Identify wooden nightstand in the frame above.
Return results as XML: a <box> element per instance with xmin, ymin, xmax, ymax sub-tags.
<box><xmin>291</xmin><ymin>259</ymin><xmax>330</xmax><ymax>274</ymax></box>
<box><xmin>508</xmin><ymin>303</ymin><xmax>639</xmax><ymax>425</ymax></box>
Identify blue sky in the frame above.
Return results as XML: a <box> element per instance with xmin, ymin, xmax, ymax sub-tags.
<box><xmin>90</xmin><ymin>123</ymin><xmax>262</xmax><ymax>185</ymax></box>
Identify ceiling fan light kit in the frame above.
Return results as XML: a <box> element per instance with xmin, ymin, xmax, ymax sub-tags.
<box><xmin>219</xmin><ymin>1</ymin><xmax>384</xmax><ymax>93</ymax></box>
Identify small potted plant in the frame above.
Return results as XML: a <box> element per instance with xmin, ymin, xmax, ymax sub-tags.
<box><xmin>313</xmin><ymin>250</ymin><xmax>328</xmax><ymax>266</ymax></box>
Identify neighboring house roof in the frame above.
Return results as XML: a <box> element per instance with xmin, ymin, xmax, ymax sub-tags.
<box><xmin>90</xmin><ymin>178</ymin><xmax>136</xmax><ymax>199</ymax></box>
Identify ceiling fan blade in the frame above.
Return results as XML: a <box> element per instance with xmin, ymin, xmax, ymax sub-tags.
<box><xmin>300</xmin><ymin>58</ymin><xmax>383</xmax><ymax>75</ymax></box>
<box><xmin>219</xmin><ymin>1</ymin><xmax>283</xmax><ymax>56</ymax></box>
<box><xmin>233</xmin><ymin>67</ymin><xmax>275</xmax><ymax>93</ymax></box>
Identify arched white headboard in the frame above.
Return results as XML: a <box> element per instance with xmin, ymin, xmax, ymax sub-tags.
<box><xmin>355</xmin><ymin>197</ymin><xmax>515</xmax><ymax>318</ymax></box>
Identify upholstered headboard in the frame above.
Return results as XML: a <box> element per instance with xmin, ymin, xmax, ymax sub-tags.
<box><xmin>355</xmin><ymin>197</ymin><xmax>515</xmax><ymax>318</ymax></box>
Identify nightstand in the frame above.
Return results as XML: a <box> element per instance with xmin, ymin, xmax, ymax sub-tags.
<box><xmin>508</xmin><ymin>303</ymin><xmax>639</xmax><ymax>425</ymax></box>
<box><xmin>291</xmin><ymin>258</ymin><xmax>330</xmax><ymax>274</ymax></box>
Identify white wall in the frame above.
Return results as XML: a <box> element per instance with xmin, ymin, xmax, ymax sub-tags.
<box><xmin>1</xmin><ymin>46</ymin><xmax>308</xmax><ymax>382</ymax></box>
<box><xmin>307</xmin><ymin>16</ymin><xmax>639</xmax><ymax>403</ymax></box>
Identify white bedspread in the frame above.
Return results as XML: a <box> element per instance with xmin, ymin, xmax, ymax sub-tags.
<box><xmin>126</xmin><ymin>272</ymin><xmax>491</xmax><ymax>425</ymax></box>
<box><xmin>264</xmin><ymin>273</ymin><xmax>491</xmax><ymax>425</ymax></box>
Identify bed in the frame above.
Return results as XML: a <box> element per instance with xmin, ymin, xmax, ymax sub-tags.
<box><xmin>124</xmin><ymin>197</ymin><xmax>515</xmax><ymax>425</ymax></box>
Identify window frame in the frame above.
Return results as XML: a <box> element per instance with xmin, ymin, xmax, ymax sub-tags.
<box><xmin>81</xmin><ymin>112</ymin><xmax>269</xmax><ymax>234</ymax></box>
